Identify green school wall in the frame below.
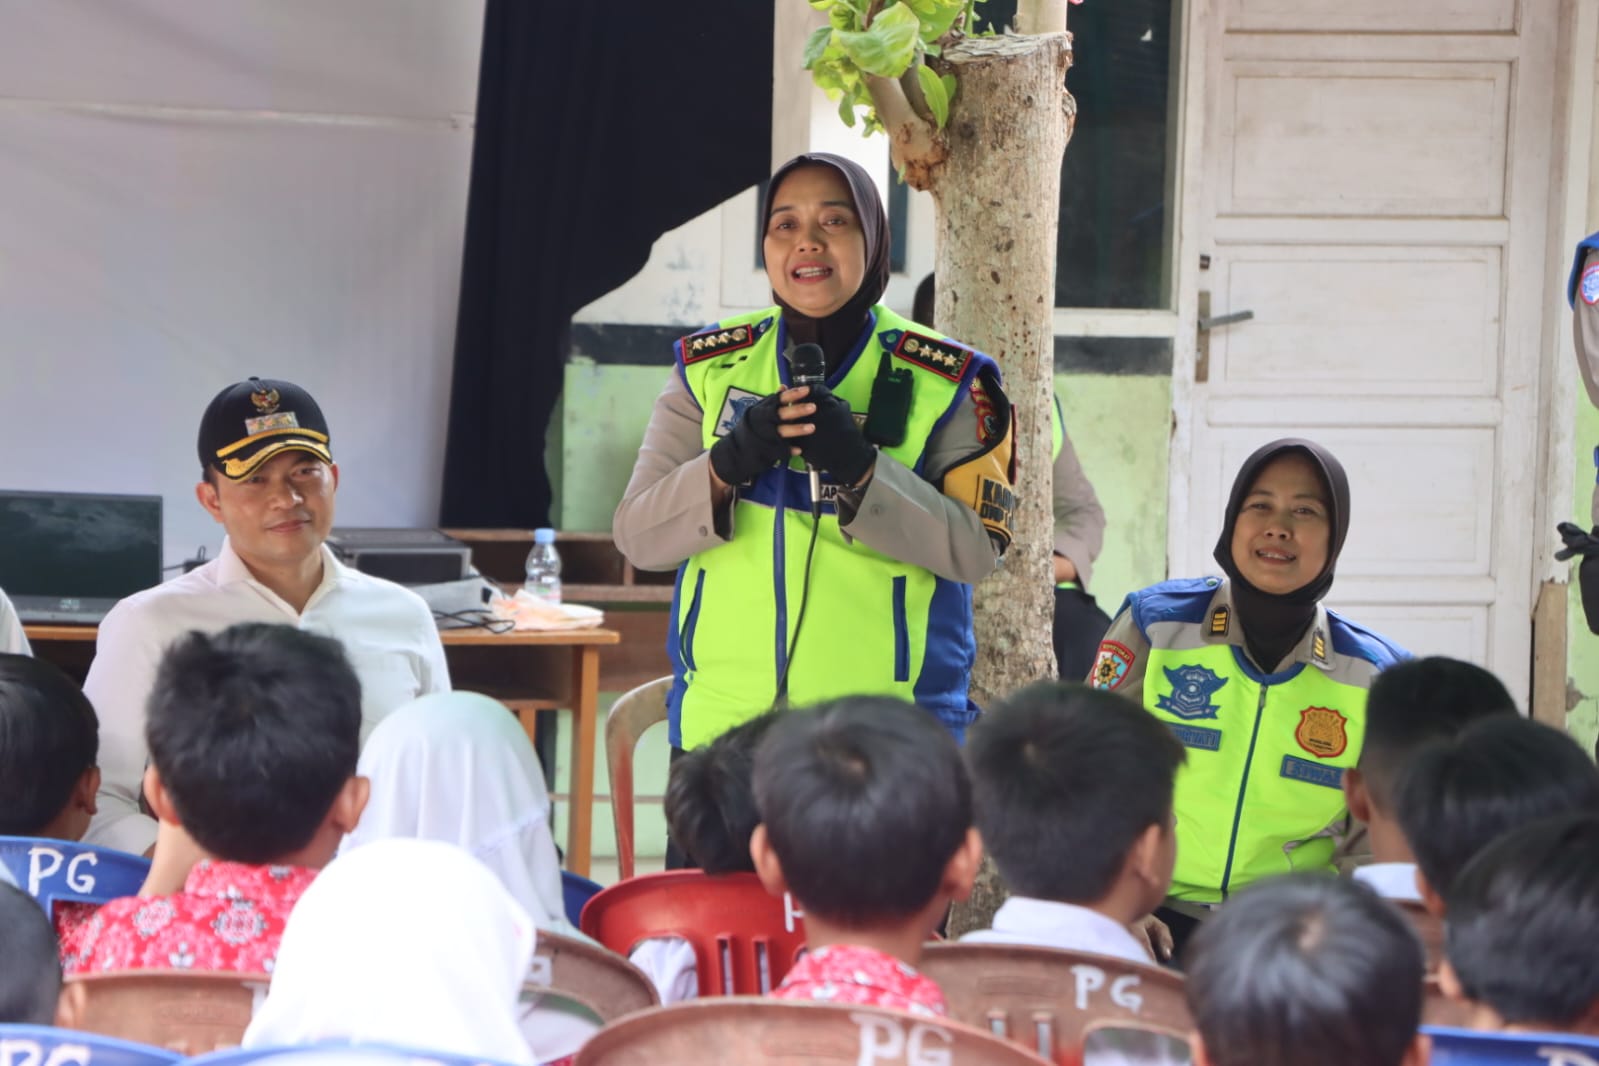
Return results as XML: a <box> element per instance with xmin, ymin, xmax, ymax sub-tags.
<box><xmin>1570</xmin><ymin>397</ymin><xmax>1599</xmax><ymax>755</ymax></box>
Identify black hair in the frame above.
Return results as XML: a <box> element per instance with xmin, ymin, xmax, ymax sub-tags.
<box><xmin>1187</xmin><ymin>874</ymin><xmax>1423</xmax><ymax>1066</ymax></box>
<box><xmin>966</xmin><ymin>681</ymin><xmax>1184</xmax><ymax>902</ymax></box>
<box><xmin>753</xmin><ymin>696</ymin><xmax>970</xmax><ymax>926</ymax></box>
<box><xmin>913</xmin><ymin>272</ymin><xmax>936</xmax><ymax>328</ymax></box>
<box><xmin>1445</xmin><ymin>814</ymin><xmax>1599</xmax><ymax>1029</ymax></box>
<box><xmin>146</xmin><ymin>622</ymin><xmax>361</xmax><ymax>864</ymax></box>
<box><xmin>665</xmin><ymin>711</ymin><xmax>781</xmax><ymax>875</ymax></box>
<box><xmin>0</xmin><ymin>881</ymin><xmax>61</xmax><ymax>1024</ymax></box>
<box><xmin>1359</xmin><ymin>657</ymin><xmax>1515</xmax><ymax>811</ymax></box>
<box><xmin>0</xmin><ymin>654</ymin><xmax>98</xmax><ymax>836</ymax></box>
<box><xmin>1396</xmin><ymin>716</ymin><xmax>1599</xmax><ymax>900</ymax></box>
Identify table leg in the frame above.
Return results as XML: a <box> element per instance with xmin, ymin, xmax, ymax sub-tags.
<box><xmin>566</xmin><ymin>644</ymin><xmax>600</xmax><ymax>878</ymax></box>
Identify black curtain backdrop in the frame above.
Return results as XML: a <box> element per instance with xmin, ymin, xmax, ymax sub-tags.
<box><xmin>440</xmin><ymin>2</ymin><xmax>775</xmax><ymax>527</ymax></box>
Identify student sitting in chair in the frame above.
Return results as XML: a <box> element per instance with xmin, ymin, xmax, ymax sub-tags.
<box><xmin>1396</xmin><ymin>715</ymin><xmax>1599</xmax><ymax>915</ymax></box>
<box><xmin>1439</xmin><ymin>814</ymin><xmax>1599</xmax><ymax>1037</ymax></box>
<box><xmin>752</xmin><ymin>696</ymin><xmax>982</xmax><ymax>1016</ymax></box>
<box><xmin>631</xmin><ymin>710</ymin><xmax>781</xmax><ymax>1004</ymax></box>
<box><xmin>61</xmin><ymin>622</ymin><xmax>368</xmax><ymax>974</ymax></box>
<box><xmin>1341</xmin><ymin>657</ymin><xmax>1514</xmax><ymax>906</ymax></box>
<box><xmin>1185</xmin><ymin>874</ymin><xmax>1427</xmax><ymax>1066</ymax></box>
<box><xmin>962</xmin><ymin>681</ymin><xmax>1183</xmax><ymax>964</ymax></box>
<box><xmin>0</xmin><ymin>880</ymin><xmax>69</xmax><ymax>1025</ymax></box>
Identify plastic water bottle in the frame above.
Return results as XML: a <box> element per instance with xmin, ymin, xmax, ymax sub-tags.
<box><xmin>523</xmin><ymin>528</ymin><xmax>563</xmax><ymax>604</ymax></box>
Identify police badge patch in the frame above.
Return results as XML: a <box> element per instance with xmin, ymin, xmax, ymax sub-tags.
<box><xmin>1090</xmin><ymin>640</ymin><xmax>1135</xmax><ymax>690</ymax></box>
<box><xmin>1157</xmin><ymin>664</ymin><xmax>1228</xmax><ymax>720</ymax></box>
<box><xmin>715</xmin><ymin>387</ymin><xmax>764</xmax><ymax>438</ymax></box>
<box><xmin>1583</xmin><ymin>264</ymin><xmax>1599</xmax><ymax>306</ymax></box>
<box><xmin>1294</xmin><ymin>707</ymin><xmax>1348</xmax><ymax>758</ymax></box>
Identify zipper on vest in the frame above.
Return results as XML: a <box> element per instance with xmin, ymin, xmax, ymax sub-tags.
<box><xmin>1218</xmin><ymin>682</ymin><xmax>1270</xmax><ymax>899</ymax></box>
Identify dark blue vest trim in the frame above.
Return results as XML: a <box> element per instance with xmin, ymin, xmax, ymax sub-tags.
<box><xmin>1569</xmin><ymin>233</ymin><xmax>1599</xmax><ymax>307</ymax></box>
<box><xmin>774</xmin><ymin>314</ymin><xmax>876</xmax><ymax>389</ymax></box>
<box><xmin>1327</xmin><ymin>610</ymin><xmax>1409</xmax><ymax>669</ymax></box>
<box><xmin>1228</xmin><ymin>643</ymin><xmax>1307</xmax><ymax>686</ymax></box>
<box><xmin>915</xmin><ymin>576</ymin><xmax>978</xmax><ymax>742</ymax></box>
<box><xmin>666</xmin><ymin>566</ymin><xmax>690</xmax><ymax>749</ymax></box>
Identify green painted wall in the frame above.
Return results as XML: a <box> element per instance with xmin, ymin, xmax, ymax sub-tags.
<box><xmin>1570</xmin><ymin>397</ymin><xmax>1599</xmax><ymax>754</ymax></box>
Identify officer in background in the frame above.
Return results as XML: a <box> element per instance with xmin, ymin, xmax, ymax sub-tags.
<box><xmin>914</xmin><ymin>274</ymin><xmax>1109</xmax><ymax>678</ymax></box>
<box><xmin>1561</xmin><ymin>235</ymin><xmax>1599</xmax><ymax>633</ymax></box>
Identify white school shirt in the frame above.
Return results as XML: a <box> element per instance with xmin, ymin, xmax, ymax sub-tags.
<box><xmin>81</xmin><ymin>538</ymin><xmax>450</xmax><ymax>854</ymax></box>
<box><xmin>1353</xmin><ymin>861</ymin><xmax>1424</xmax><ymax>903</ymax></box>
<box><xmin>961</xmin><ymin>897</ymin><xmax>1155</xmax><ymax>965</ymax></box>
<box><xmin>0</xmin><ymin>588</ymin><xmax>29</xmax><ymax>655</ymax></box>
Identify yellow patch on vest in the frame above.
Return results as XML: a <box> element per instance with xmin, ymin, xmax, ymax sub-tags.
<box><xmin>1209</xmin><ymin>605</ymin><xmax>1229</xmax><ymax>636</ymax></box>
<box><xmin>1294</xmin><ymin>706</ymin><xmax>1348</xmax><ymax>759</ymax></box>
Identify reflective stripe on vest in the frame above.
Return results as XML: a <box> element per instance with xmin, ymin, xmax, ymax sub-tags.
<box><xmin>669</xmin><ymin>305</ymin><xmax>990</xmax><ymax>749</ymax></box>
<box><xmin>1144</xmin><ymin>642</ymin><xmax>1368</xmax><ymax>902</ymax></box>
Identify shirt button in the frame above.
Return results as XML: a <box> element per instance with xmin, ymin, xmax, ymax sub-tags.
<box><xmin>698</xmin><ymin>526</ymin><xmax>709</xmax><ymax>537</ymax></box>
<box><xmin>871</xmin><ymin>504</ymin><xmax>884</xmax><ymax>517</ymax></box>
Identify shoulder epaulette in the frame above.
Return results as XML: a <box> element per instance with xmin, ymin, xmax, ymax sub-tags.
<box><xmin>680</xmin><ymin>318</ymin><xmax>770</xmax><ymax>365</ymax></box>
<box><xmin>891</xmin><ymin>329</ymin><xmax>973</xmax><ymax>382</ymax></box>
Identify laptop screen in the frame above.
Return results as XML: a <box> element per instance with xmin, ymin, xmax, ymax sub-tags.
<box><xmin>0</xmin><ymin>490</ymin><xmax>163</xmax><ymax>603</ymax></box>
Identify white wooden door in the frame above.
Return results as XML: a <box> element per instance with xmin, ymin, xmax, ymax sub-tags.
<box><xmin>1170</xmin><ymin>0</ymin><xmax>1558</xmax><ymax>700</ymax></box>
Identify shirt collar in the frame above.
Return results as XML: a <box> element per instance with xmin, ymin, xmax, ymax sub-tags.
<box><xmin>1352</xmin><ymin>862</ymin><xmax>1423</xmax><ymax>903</ymax></box>
<box><xmin>217</xmin><ymin>538</ymin><xmax>344</xmax><ymax>605</ymax></box>
<box><xmin>1204</xmin><ymin>580</ymin><xmax>1335</xmax><ymax>672</ymax></box>
<box><xmin>182</xmin><ymin>859</ymin><xmax>319</xmax><ymax>900</ymax></box>
<box><xmin>991</xmin><ymin>897</ymin><xmax>1151</xmax><ymax>958</ymax></box>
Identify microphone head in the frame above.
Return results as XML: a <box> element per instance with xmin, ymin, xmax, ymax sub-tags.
<box><xmin>786</xmin><ymin>343</ymin><xmax>826</xmax><ymax>387</ymax></box>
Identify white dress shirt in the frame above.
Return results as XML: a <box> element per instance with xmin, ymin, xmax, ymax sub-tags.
<box><xmin>962</xmin><ymin>896</ymin><xmax>1155</xmax><ymax>965</ymax></box>
<box><xmin>0</xmin><ymin>589</ymin><xmax>29</xmax><ymax>655</ymax></box>
<box><xmin>1352</xmin><ymin>861</ymin><xmax>1423</xmax><ymax>903</ymax></box>
<box><xmin>81</xmin><ymin>538</ymin><xmax>450</xmax><ymax>854</ymax></box>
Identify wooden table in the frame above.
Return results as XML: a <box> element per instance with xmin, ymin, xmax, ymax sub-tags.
<box><xmin>25</xmin><ymin>622</ymin><xmax>620</xmax><ymax>878</ymax></box>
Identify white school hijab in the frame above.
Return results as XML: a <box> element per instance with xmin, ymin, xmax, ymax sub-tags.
<box><xmin>243</xmin><ymin>839</ymin><xmax>536</xmax><ymax>1064</ymax></box>
<box><xmin>342</xmin><ymin>690</ymin><xmax>575</xmax><ymax>937</ymax></box>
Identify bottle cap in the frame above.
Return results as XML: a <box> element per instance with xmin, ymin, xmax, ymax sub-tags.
<box><xmin>533</xmin><ymin>528</ymin><xmax>556</xmax><ymax>545</ymax></box>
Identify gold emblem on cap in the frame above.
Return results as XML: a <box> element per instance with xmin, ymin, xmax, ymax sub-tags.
<box><xmin>250</xmin><ymin>387</ymin><xmax>281</xmax><ymax>414</ymax></box>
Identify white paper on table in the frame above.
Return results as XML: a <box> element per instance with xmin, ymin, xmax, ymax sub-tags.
<box><xmin>488</xmin><ymin>589</ymin><xmax>604</xmax><ymax>631</ymax></box>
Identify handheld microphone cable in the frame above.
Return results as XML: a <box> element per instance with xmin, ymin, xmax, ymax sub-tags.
<box><xmin>775</xmin><ymin>342</ymin><xmax>827</xmax><ymax>702</ymax></box>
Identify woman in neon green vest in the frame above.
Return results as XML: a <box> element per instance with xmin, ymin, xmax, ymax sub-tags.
<box><xmin>614</xmin><ymin>153</ymin><xmax>1014</xmax><ymax>761</ymax></box>
<box><xmin>1089</xmin><ymin>439</ymin><xmax>1407</xmax><ymax>915</ymax></box>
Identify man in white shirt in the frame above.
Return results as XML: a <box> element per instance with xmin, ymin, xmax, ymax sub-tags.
<box><xmin>0</xmin><ymin>588</ymin><xmax>29</xmax><ymax>655</ymax></box>
<box><xmin>82</xmin><ymin>377</ymin><xmax>449</xmax><ymax>854</ymax></box>
<box><xmin>961</xmin><ymin>682</ymin><xmax>1185</xmax><ymax>966</ymax></box>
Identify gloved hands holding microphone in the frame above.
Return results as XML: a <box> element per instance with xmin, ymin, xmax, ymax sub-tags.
<box><xmin>708</xmin><ymin>384</ymin><xmax>876</xmax><ymax>488</ymax></box>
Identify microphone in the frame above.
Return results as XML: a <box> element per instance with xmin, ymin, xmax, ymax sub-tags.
<box><xmin>785</xmin><ymin>343</ymin><xmax>827</xmax><ymax>512</ymax></box>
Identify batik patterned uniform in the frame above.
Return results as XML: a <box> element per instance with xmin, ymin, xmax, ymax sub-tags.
<box><xmin>62</xmin><ymin>860</ymin><xmax>316</xmax><ymax>974</ymax></box>
<box><xmin>772</xmin><ymin>944</ymin><xmax>947</xmax><ymax>1017</ymax></box>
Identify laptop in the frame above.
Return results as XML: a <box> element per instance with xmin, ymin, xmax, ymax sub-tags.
<box><xmin>0</xmin><ymin>490</ymin><xmax>163</xmax><ymax>625</ymax></box>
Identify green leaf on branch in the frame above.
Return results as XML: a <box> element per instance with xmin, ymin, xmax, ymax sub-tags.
<box><xmin>802</xmin><ymin>25</ymin><xmax>834</xmax><ymax>69</ymax></box>
<box><xmin>835</xmin><ymin>2</ymin><xmax>920</xmax><ymax>77</ymax></box>
<box><xmin>838</xmin><ymin>93</ymin><xmax>858</xmax><ymax>128</ymax></box>
<box><xmin>940</xmin><ymin>73</ymin><xmax>957</xmax><ymax>103</ymax></box>
<box><xmin>902</xmin><ymin>0</ymin><xmax>965</xmax><ymax>42</ymax></box>
<box><xmin>915</xmin><ymin>62</ymin><xmax>950</xmax><ymax>128</ymax></box>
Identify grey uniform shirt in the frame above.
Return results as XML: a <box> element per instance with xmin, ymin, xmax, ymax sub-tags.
<box><xmin>1575</xmin><ymin>249</ymin><xmax>1599</xmax><ymax>523</ymax></box>
<box><xmin>1052</xmin><ymin>420</ymin><xmax>1106</xmax><ymax>589</ymax></box>
<box><xmin>613</xmin><ymin>369</ymin><xmax>1001</xmax><ymax>584</ymax></box>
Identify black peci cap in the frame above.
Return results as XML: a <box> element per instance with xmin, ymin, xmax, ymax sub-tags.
<box><xmin>197</xmin><ymin>377</ymin><xmax>333</xmax><ymax>481</ymax></box>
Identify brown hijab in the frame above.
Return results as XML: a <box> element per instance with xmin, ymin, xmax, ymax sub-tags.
<box><xmin>762</xmin><ymin>153</ymin><xmax>891</xmax><ymax>371</ymax></box>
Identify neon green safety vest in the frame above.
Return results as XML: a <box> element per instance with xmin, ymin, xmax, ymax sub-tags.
<box><xmin>1094</xmin><ymin>577</ymin><xmax>1407</xmax><ymax>901</ymax></box>
<box><xmin>666</xmin><ymin>305</ymin><xmax>997</xmax><ymax>750</ymax></box>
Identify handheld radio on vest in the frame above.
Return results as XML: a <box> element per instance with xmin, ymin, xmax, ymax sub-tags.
<box><xmin>786</xmin><ymin>343</ymin><xmax>826</xmax><ymax>513</ymax></box>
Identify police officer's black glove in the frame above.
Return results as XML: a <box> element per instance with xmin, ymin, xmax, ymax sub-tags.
<box><xmin>798</xmin><ymin>385</ymin><xmax>876</xmax><ymax>487</ymax></box>
<box><xmin>1557</xmin><ymin>522</ymin><xmax>1599</xmax><ymax>635</ymax></box>
<box><xmin>709</xmin><ymin>393</ymin><xmax>788</xmax><ymax>486</ymax></box>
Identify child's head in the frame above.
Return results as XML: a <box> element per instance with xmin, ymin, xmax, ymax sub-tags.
<box><xmin>751</xmin><ymin>696</ymin><xmax>980</xmax><ymax>934</ymax></box>
<box><xmin>966</xmin><ymin>681</ymin><xmax>1184</xmax><ymax>920</ymax></box>
<box><xmin>665</xmin><ymin>711</ymin><xmax>780</xmax><ymax>875</ymax></box>
<box><xmin>145</xmin><ymin>622</ymin><xmax>368</xmax><ymax>867</ymax></box>
<box><xmin>0</xmin><ymin>881</ymin><xmax>63</xmax><ymax>1025</ymax></box>
<box><xmin>1186</xmin><ymin>874</ymin><xmax>1426</xmax><ymax>1066</ymax></box>
<box><xmin>1345</xmin><ymin>657</ymin><xmax>1515</xmax><ymax>862</ymax></box>
<box><xmin>1396</xmin><ymin>715</ymin><xmax>1599</xmax><ymax>910</ymax></box>
<box><xmin>1441</xmin><ymin>814</ymin><xmax>1599</xmax><ymax>1035</ymax></box>
<box><xmin>0</xmin><ymin>654</ymin><xmax>99</xmax><ymax>841</ymax></box>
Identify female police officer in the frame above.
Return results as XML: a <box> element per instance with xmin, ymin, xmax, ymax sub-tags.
<box><xmin>613</xmin><ymin>153</ymin><xmax>1015</xmax><ymax>754</ymax></box>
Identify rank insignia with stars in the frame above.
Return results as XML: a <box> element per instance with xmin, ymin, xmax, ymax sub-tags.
<box><xmin>892</xmin><ymin>330</ymin><xmax>973</xmax><ymax>382</ymax></box>
<box><xmin>680</xmin><ymin>318</ymin><xmax>769</xmax><ymax>365</ymax></box>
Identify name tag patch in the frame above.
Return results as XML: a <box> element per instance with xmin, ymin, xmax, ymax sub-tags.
<box><xmin>1169</xmin><ymin>723</ymin><xmax>1221</xmax><ymax>751</ymax></box>
<box><xmin>1280</xmin><ymin>755</ymin><xmax>1344</xmax><ymax>790</ymax></box>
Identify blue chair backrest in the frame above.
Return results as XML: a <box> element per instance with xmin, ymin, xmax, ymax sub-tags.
<box><xmin>0</xmin><ymin>1024</ymin><xmax>178</xmax><ymax>1066</ymax></box>
<box><xmin>0</xmin><ymin>837</ymin><xmax>150</xmax><ymax>915</ymax></box>
<box><xmin>186</xmin><ymin>1041</ymin><xmax>526</xmax><ymax>1066</ymax></box>
<box><xmin>1426</xmin><ymin>1025</ymin><xmax>1599</xmax><ymax>1066</ymax></box>
<box><xmin>561</xmin><ymin>871</ymin><xmax>602</xmax><ymax>927</ymax></box>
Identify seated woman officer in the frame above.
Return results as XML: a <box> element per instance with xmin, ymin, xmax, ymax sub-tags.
<box><xmin>1088</xmin><ymin>438</ymin><xmax>1406</xmax><ymax>915</ymax></box>
<box><xmin>613</xmin><ymin>152</ymin><xmax>1015</xmax><ymax>758</ymax></box>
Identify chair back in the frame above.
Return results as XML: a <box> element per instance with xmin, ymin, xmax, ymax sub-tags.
<box><xmin>573</xmin><ymin>998</ymin><xmax>1051</xmax><ymax>1065</ymax></box>
<box><xmin>0</xmin><ymin>1024</ymin><xmax>180</xmax><ymax>1066</ymax></box>
<box><xmin>65</xmin><ymin>970</ymin><xmax>269</xmax><ymax>1055</ymax></box>
<box><xmin>1424</xmin><ymin>974</ymin><xmax>1477</xmax><ymax>1029</ymax></box>
<box><xmin>527</xmin><ymin>930</ymin><xmax>659</xmax><ymax>1023</ymax></box>
<box><xmin>1425</xmin><ymin>1024</ymin><xmax>1599</xmax><ymax>1065</ymax></box>
<box><xmin>1396</xmin><ymin>900</ymin><xmax>1445</xmax><ymax>972</ymax></box>
<box><xmin>918</xmin><ymin>943</ymin><xmax>1191</xmax><ymax>1065</ymax></box>
<box><xmin>185</xmin><ymin>1041</ymin><xmax>527</xmax><ymax>1066</ymax></box>
<box><xmin>0</xmin><ymin>836</ymin><xmax>150</xmax><ymax>914</ymax></box>
<box><xmin>560</xmin><ymin>871</ymin><xmax>603</xmax><ymax>927</ymax></box>
<box><xmin>603</xmin><ymin>677</ymin><xmax>670</xmax><ymax>880</ymax></box>
<box><xmin>1080</xmin><ymin>1020</ymin><xmax>1193</xmax><ymax>1066</ymax></box>
<box><xmin>579</xmin><ymin>870</ymin><xmax>806</xmax><ymax>995</ymax></box>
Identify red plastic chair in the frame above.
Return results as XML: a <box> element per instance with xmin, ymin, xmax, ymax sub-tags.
<box><xmin>579</xmin><ymin>870</ymin><xmax>806</xmax><ymax>996</ymax></box>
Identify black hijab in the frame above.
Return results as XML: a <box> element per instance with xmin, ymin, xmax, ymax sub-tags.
<box><xmin>762</xmin><ymin>153</ymin><xmax>892</xmax><ymax>372</ymax></box>
<box><xmin>1212</xmin><ymin>438</ymin><xmax>1351</xmax><ymax>672</ymax></box>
